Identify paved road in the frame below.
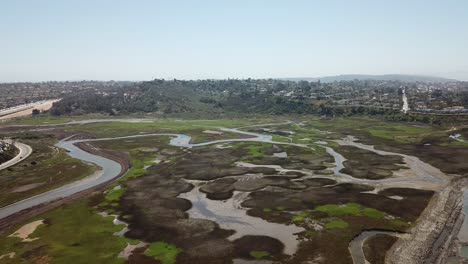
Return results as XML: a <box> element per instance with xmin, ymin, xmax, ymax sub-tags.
<box><xmin>0</xmin><ymin>141</ymin><xmax>33</xmax><ymax>171</ymax></box>
<box><xmin>0</xmin><ymin>99</ymin><xmax>60</xmax><ymax>121</ymax></box>
<box><xmin>402</xmin><ymin>89</ymin><xmax>410</xmax><ymax>113</ymax></box>
<box><xmin>0</xmin><ymin>138</ymin><xmax>121</xmax><ymax>219</ymax></box>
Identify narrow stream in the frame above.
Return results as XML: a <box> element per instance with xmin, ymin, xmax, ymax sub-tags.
<box><xmin>0</xmin><ymin>120</ymin><xmax>452</xmax><ymax>262</ymax></box>
<box><xmin>335</xmin><ymin>136</ymin><xmax>448</xmax><ymax>186</ymax></box>
<box><xmin>325</xmin><ymin>146</ymin><xmax>347</xmax><ymax>177</ymax></box>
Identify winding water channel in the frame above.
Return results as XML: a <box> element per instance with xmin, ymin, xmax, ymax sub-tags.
<box><xmin>0</xmin><ymin>120</ymin><xmax>455</xmax><ymax>263</ymax></box>
<box><xmin>0</xmin><ymin>127</ymin><xmax>277</xmax><ymax>220</ymax></box>
<box><xmin>179</xmin><ymin>185</ymin><xmax>304</xmax><ymax>255</ymax></box>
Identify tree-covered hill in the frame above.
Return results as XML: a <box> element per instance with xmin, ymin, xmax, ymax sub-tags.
<box><xmin>49</xmin><ymin>78</ymin><xmax>468</xmax><ymax>123</ymax></box>
<box><xmin>51</xmin><ymin>79</ymin><xmax>321</xmax><ymax>116</ymax></box>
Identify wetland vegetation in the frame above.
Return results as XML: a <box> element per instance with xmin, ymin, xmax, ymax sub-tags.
<box><xmin>0</xmin><ymin>115</ymin><xmax>467</xmax><ymax>263</ymax></box>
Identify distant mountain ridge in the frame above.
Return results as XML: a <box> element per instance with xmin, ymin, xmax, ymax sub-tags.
<box><xmin>284</xmin><ymin>74</ymin><xmax>458</xmax><ymax>83</ymax></box>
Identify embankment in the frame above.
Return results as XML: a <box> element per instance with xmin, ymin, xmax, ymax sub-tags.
<box><xmin>386</xmin><ymin>177</ymin><xmax>466</xmax><ymax>263</ymax></box>
<box><xmin>0</xmin><ymin>141</ymin><xmax>129</xmax><ymax>233</ymax></box>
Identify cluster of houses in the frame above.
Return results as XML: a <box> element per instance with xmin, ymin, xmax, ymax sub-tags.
<box><xmin>0</xmin><ymin>81</ymin><xmax>128</xmax><ymax>110</ymax></box>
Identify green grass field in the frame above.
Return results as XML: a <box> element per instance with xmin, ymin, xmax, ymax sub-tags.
<box><xmin>0</xmin><ymin>200</ymin><xmax>135</xmax><ymax>264</ymax></box>
<box><xmin>314</xmin><ymin>203</ymin><xmax>385</xmax><ymax>219</ymax></box>
<box><xmin>325</xmin><ymin>220</ymin><xmax>349</xmax><ymax>229</ymax></box>
<box><xmin>250</xmin><ymin>250</ymin><xmax>270</xmax><ymax>259</ymax></box>
<box><xmin>144</xmin><ymin>242</ymin><xmax>182</xmax><ymax>264</ymax></box>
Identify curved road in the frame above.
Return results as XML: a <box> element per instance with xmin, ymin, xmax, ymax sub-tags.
<box><xmin>349</xmin><ymin>231</ymin><xmax>408</xmax><ymax>264</ymax></box>
<box><xmin>0</xmin><ymin>141</ymin><xmax>32</xmax><ymax>171</ymax></box>
<box><xmin>0</xmin><ymin>138</ymin><xmax>121</xmax><ymax>219</ymax></box>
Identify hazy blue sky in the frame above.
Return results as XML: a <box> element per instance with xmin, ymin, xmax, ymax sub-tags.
<box><xmin>1</xmin><ymin>0</ymin><xmax>467</xmax><ymax>81</ymax></box>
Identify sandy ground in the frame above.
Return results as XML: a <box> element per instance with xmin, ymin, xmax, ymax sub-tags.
<box><xmin>0</xmin><ymin>252</ymin><xmax>15</xmax><ymax>260</ymax></box>
<box><xmin>118</xmin><ymin>242</ymin><xmax>147</xmax><ymax>259</ymax></box>
<box><xmin>0</xmin><ymin>99</ymin><xmax>59</xmax><ymax>121</ymax></box>
<box><xmin>9</xmin><ymin>219</ymin><xmax>44</xmax><ymax>242</ymax></box>
<box><xmin>203</xmin><ymin>130</ymin><xmax>224</xmax><ymax>135</ymax></box>
<box><xmin>10</xmin><ymin>183</ymin><xmax>45</xmax><ymax>193</ymax></box>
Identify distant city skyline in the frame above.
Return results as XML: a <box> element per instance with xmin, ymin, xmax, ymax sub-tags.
<box><xmin>1</xmin><ymin>0</ymin><xmax>467</xmax><ymax>82</ymax></box>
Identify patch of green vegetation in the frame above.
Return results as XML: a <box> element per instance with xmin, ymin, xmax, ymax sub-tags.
<box><xmin>291</xmin><ymin>198</ymin><xmax>302</xmax><ymax>203</ymax></box>
<box><xmin>0</xmin><ymin>200</ymin><xmax>133</xmax><ymax>264</ymax></box>
<box><xmin>250</xmin><ymin>250</ymin><xmax>270</xmax><ymax>259</ymax></box>
<box><xmin>314</xmin><ymin>203</ymin><xmax>385</xmax><ymax>219</ymax></box>
<box><xmin>232</xmin><ymin>142</ymin><xmax>276</xmax><ymax>161</ymax></box>
<box><xmin>144</xmin><ymin>241</ymin><xmax>182</xmax><ymax>264</ymax></box>
<box><xmin>363</xmin><ymin>208</ymin><xmax>385</xmax><ymax>219</ymax></box>
<box><xmin>306</xmin><ymin>229</ymin><xmax>316</xmax><ymax>237</ymax></box>
<box><xmin>367</xmin><ymin>124</ymin><xmax>432</xmax><ymax>143</ymax></box>
<box><xmin>246</xmin><ymin>144</ymin><xmax>265</xmax><ymax>158</ymax></box>
<box><xmin>98</xmin><ymin>148</ymin><xmax>162</xmax><ymax>209</ymax></box>
<box><xmin>390</xmin><ymin>219</ymin><xmax>409</xmax><ymax>228</ymax></box>
<box><xmin>325</xmin><ymin>220</ymin><xmax>349</xmax><ymax>229</ymax></box>
<box><xmin>314</xmin><ymin>203</ymin><xmax>361</xmax><ymax>216</ymax></box>
<box><xmin>105</xmin><ymin>188</ymin><xmax>126</xmax><ymax>202</ymax></box>
<box><xmin>272</xmin><ymin>135</ymin><xmax>291</xmax><ymax>143</ymax></box>
<box><xmin>61</xmin><ymin>118</ymin><xmax>270</xmax><ymax>138</ymax></box>
<box><xmin>292</xmin><ymin>211</ymin><xmax>310</xmax><ymax>223</ymax></box>
<box><xmin>263</xmin><ymin>208</ymin><xmax>272</xmax><ymax>213</ymax></box>
<box><xmin>120</xmin><ymin>158</ymin><xmax>148</xmax><ymax>181</ymax></box>
<box><xmin>441</xmin><ymin>138</ymin><xmax>468</xmax><ymax>147</ymax></box>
